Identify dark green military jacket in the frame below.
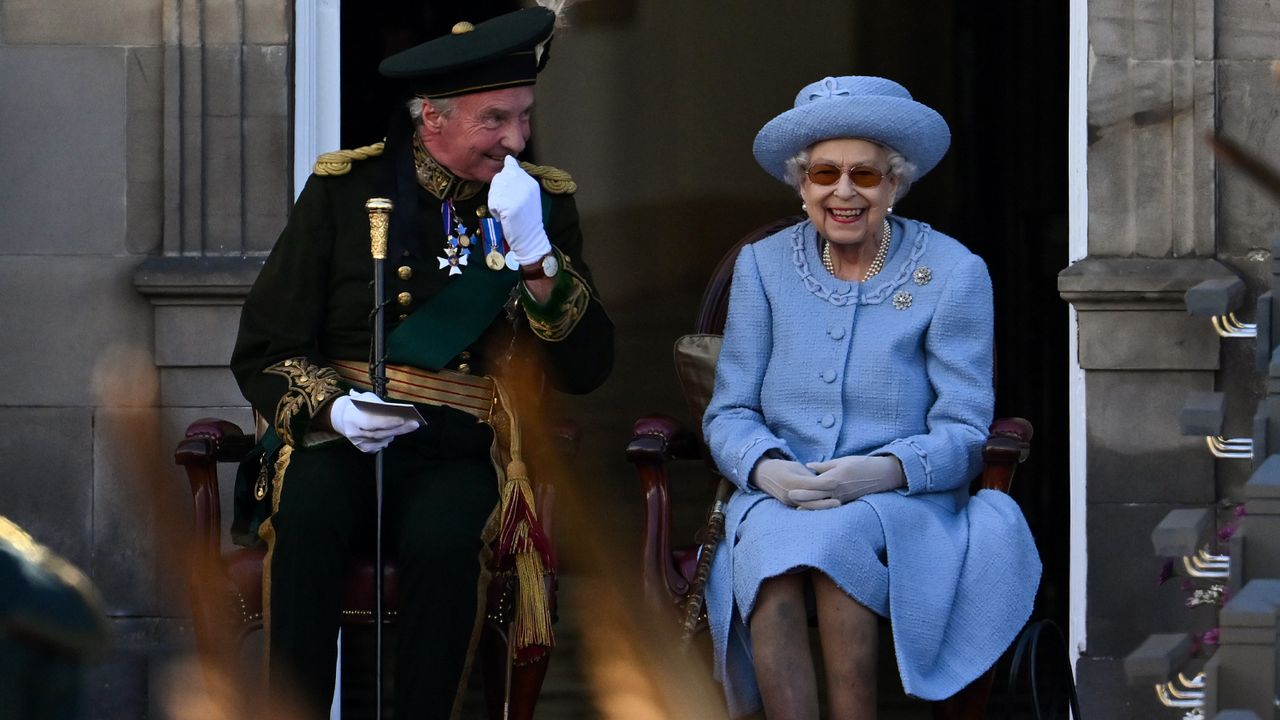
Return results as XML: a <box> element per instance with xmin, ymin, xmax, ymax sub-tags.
<box><xmin>231</xmin><ymin>141</ymin><xmax>614</xmax><ymax>447</ymax></box>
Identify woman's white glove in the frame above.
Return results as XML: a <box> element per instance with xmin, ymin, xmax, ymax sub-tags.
<box><xmin>487</xmin><ymin>156</ymin><xmax>552</xmax><ymax>266</ymax></box>
<box><xmin>327</xmin><ymin>390</ymin><xmax>421</xmax><ymax>453</ymax></box>
<box><xmin>787</xmin><ymin>455</ymin><xmax>907</xmax><ymax>510</ymax></box>
<box><xmin>749</xmin><ymin>458</ymin><xmax>819</xmax><ymax>507</ymax></box>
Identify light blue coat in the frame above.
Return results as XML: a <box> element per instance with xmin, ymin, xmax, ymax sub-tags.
<box><xmin>703</xmin><ymin>216</ymin><xmax>1041</xmax><ymax>717</ymax></box>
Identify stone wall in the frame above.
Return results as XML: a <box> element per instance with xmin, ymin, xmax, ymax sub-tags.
<box><xmin>0</xmin><ymin>0</ymin><xmax>288</xmax><ymax>716</ymax></box>
<box><xmin>1063</xmin><ymin>0</ymin><xmax>1280</xmax><ymax>715</ymax></box>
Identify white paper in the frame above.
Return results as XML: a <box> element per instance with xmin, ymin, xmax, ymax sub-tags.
<box><xmin>350</xmin><ymin>397</ymin><xmax>426</xmax><ymax>424</ymax></box>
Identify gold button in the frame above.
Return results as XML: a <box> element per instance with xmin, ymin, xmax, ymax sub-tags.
<box><xmin>398</xmin><ymin>314</ymin><xmax>407</xmax><ymax>321</ymax></box>
<box><xmin>457</xmin><ymin>363</ymin><xmax>472</xmax><ymax>374</ymax></box>
<box><xmin>476</xmin><ymin>205</ymin><xmax>489</xmax><ymax>218</ymax></box>
<box><xmin>397</xmin><ymin>265</ymin><xmax>413</xmax><ymax>280</ymax></box>
<box><xmin>397</xmin><ymin>292</ymin><xmax>412</xmax><ymax>306</ymax></box>
<box><xmin>459</xmin><ymin>351</ymin><xmax>471</xmax><ymax>360</ymax></box>
<box><xmin>452</xmin><ymin>21</ymin><xmax>474</xmax><ymax>34</ymax></box>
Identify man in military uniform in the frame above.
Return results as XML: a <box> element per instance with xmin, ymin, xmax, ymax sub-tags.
<box><xmin>230</xmin><ymin>7</ymin><xmax>613</xmax><ymax>718</ymax></box>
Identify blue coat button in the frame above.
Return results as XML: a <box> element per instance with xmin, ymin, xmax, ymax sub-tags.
<box><xmin>829</xmin><ymin>326</ymin><xmax>846</xmax><ymax>340</ymax></box>
<box><xmin>820</xmin><ymin>414</ymin><xmax>835</xmax><ymax>428</ymax></box>
<box><xmin>821</xmin><ymin>370</ymin><xmax>836</xmax><ymax>383</ymax></box>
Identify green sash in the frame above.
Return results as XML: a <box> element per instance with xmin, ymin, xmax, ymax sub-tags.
<box><xmin>386</xmin><ymin>265</ymin><xmax>517</xmax><ymax>370</ymax></box>
<box><xmin>385</xmin><ymin>191</ymin><xmax>551</xmax><ymax>370</ymax></box>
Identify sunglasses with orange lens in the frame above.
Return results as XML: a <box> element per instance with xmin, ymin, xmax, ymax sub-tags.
<box><xmin>805</xmin><ymin>163</ymin><xmax>886</xmax><ymax>188</ymax></box>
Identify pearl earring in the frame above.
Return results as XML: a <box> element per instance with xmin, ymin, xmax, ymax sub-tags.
<box><xmin>801</xmin><ymin>202</ymin><xmax>807</xmax><ymax>211</ymax></box>
<box><xmin>887</xmin><ymin>205</ymin><xmax>894</xmax><ymax>215</ymax></box>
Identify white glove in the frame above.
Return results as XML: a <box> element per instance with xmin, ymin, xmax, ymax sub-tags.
<box><xmin>749</xmin><ymin>458</ymin><xmax>819</xmax><ymax>507</ymax></box>
<box><xmin>327</xmin><ymin>390</ymin><xmax>421</xmax><ymax>453</ymax></box>
<box><xmin>487</xmin><ymin>156</ymin><xmax>552</xmax><ymax>266</ymax></box>
<box><xmin>787</xmin><ymin>455</ymin><xmax>907</xmax><ymax>510</ymax></box>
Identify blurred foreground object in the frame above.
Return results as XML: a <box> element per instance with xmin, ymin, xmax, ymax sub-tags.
<box><xmin>0</xmin><ymin>515</ymin><xmax>110</xmax><ymax>720</ymax></box>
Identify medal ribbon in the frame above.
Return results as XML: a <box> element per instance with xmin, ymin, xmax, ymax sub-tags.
<box><xmin>482</xmin><ymin>217</ymin><xmax>506</xmax><ymax>256</ymax></box>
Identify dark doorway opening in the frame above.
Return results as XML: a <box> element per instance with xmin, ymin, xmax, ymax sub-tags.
<box><xmin>855</xmin><ymin>3</ymin><xmax>1070</xmax><ymax>631</ymax></box>
<box><xmin>339</xmin><ymin>0</ymin><xmax>524</xmax><ymax>148</ymax></box>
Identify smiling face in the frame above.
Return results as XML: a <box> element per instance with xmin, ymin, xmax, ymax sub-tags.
<box><xmin>800</xmin><ymin>138</ymin><xmax>898</xmax><ymax>251</ymax></box>
<box><xmin>419</xmin><ymin>86</ymin><xmax>535</xmax><ymax>182</ymax></box>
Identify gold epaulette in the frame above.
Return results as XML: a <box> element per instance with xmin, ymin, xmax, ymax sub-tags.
<box><xmin>313</xmin><ymin>141</ymin><xmax>385</xmax><ymax>177</ymax></box>
<box><xmin>518</xmin><ymin>161</ymin><xmax>577</xmax><ymax>194</ymax></box>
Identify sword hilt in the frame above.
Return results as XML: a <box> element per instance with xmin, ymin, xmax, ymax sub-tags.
<box><xmin>366</xmin><ymin>198</ymin><xmax>393</xmax><ymax>260</ymax></box>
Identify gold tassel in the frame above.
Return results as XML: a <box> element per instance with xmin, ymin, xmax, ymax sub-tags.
<box><xmin>499</xmin><ymin>458</ymin><xmax>554</xmax><ymax>649</ymax></box>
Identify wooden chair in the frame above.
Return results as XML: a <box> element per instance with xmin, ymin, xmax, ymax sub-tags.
<box><xmin>175</xmin><ymin>415</ymin><xmax>572</xmax><ymax>719</ymax></box>
<box><xmin>626</xmin><ymin>217</ymin><xmax>1034</xmax><ymax>719</ymax></box>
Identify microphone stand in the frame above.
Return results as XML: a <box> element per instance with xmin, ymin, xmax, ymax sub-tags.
<box><xmin>365</xmin><ymin>197</ymin><xmax>393</xmax><ymax>718</ymax></box>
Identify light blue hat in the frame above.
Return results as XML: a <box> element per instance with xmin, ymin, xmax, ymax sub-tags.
<box><xmin>753</xmin><ymin>75</ymin><xmax>951</xmax><ymax>184</ymax></box>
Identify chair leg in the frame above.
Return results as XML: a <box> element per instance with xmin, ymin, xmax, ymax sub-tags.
<box><xmin>932</xmin><ymin>668</ymin><xmax>996</xmax><ymax>720</ymax></box>
<box><xmin>480</xmin><ymin>625</ymin><xmax>552</xmax><ymax>720</ymax></box>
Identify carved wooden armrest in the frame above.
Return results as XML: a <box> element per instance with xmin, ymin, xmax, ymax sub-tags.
<box><xmin>175</xmin><ymin>418</ymin><xmax>254</xmax><ymax>466</ymax></box>
<box><xmin>628</xmin><ymin>415</ymin><xmax>707</xmax><ymax>605</ymax></box>
<box><xmin>626</xmin><ymin>414</ymin><xmax>703</xmax><ymax>465</ymax></box>
<box><xmin>981</xmin><ymin>417</ymin><xmax>1034</xmax><ymax>493</ymax></box>
<box><xmin>174</xmin><ymin>418</ymin><xmax>250</xmax><ymax>559</ymax></box>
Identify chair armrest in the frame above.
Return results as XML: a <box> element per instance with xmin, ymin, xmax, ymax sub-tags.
<box><xmin>980</xmin><ymin>417</ymin><xmax>1034</xmax><ymax>493</ymax></box>
<box><xmin>626</xmin><ymin>415</ymin><xmax>703</xmax><ymax>464</ymax></box>
<box><xmin>174</xmin><ymin>418</ymin><xmax>250</xmax><ymax>560</ymax></box>
<box><xmin>628</xmin><ymin>415</ymin><xmax>705</xmax><ymax>606</ymax></box>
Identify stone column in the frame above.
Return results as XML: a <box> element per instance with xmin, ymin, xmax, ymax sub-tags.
<box><xmin>133</xmin><ymin>0</ymin><xmax>291</xmax><ymax>444</ymax></box>
<box><xmin>1062</xmin><ymin>0</ymin><xmax>1257</xmax><ymax>715</ymax></box>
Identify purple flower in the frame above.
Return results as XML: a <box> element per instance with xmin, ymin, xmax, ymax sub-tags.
<box><xmin>1202</xmin><ymin>627</ymin><xmax>1220</xmax><ymax>645</ymax></box>
<box><xmin>1217</xmin><ymin>524</ymin><xmax>1237</xmax><ymax>542</ymax></box>
<box><xmin>1234</xmin><ymin>504</ymin><xmax>1248</xmax><ymax>518</ymax></box>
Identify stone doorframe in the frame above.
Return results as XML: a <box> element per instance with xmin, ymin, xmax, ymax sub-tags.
<box><xmin>294</xmin><ymin>0</ymin><xmax>341</xmax><ymax>199</ymax></box>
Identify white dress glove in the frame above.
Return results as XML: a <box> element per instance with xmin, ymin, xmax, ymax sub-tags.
<box><xmin>487</xmin><ymin>156</ymin><xmax>552</xmax><ymax>266</ymax></box>
<box><xmin>749</xmin><ymin>458</ymin><xmax>819</xmax><ymax>507</ymax></box>
<box><xmin>327</xmin><ymin>390</ymin><xmax>421</xmax><ymax>453</ymax></box>
<box><xmin>787</xmin><ymin>455</ymin><xmax>907</xmax><ymax>510</ymax></box>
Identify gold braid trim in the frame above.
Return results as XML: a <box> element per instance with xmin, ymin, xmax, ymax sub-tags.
<box><xmin>518</xmin><ymin>161</ymin><xmax>577</xmax><ymax>194</ymax></box>
<box><xmin>258</xmin><ymin>443</ymin><xmax>291</xmax><ymax>668</ymax></box>
<box><xmin>525</xmin><ymin>258</ymin><xmax>592</xmax><ymax>341</ymax></box>
<box><xmin>263</xmin><ymin>358</ymin><xmax>343</xmax><ymax>446</ymax></box>
<box><xmin>313</xmin><ymin>141</ymin><xmax>385</xmax><ymax>176</ymax></box>
<box><xmin>413</xmin><ymin>133</ymin><xmax>483</xmax><ymax>200</ymax></box>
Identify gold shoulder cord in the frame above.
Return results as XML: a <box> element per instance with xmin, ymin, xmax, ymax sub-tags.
<box><xmin>518</xmin><ymin>162</ymin><xmax>577</xmax><ymax>194</ymax></box>
<box><xmin>314</xmin><ymin>142</ymin><xmax>386</xmax><ymax>177</ymax></box>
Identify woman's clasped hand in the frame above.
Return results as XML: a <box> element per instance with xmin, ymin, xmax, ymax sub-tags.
<box><xmin>751</xmin><ymin>455</ymin><xmax>905</xmax><ymax>509</ymax></box>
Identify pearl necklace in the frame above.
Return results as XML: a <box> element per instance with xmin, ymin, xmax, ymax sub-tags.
<box><xmin>821</xmin><ymin>219</ymin><xmax>890</xmax><ymax>281</ymax></box>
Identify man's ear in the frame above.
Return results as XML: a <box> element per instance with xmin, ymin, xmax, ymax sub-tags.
<box><xmin>420</xmin><ymin>103</ymin><xmax>446</xmax><ymax>135</ymax></box>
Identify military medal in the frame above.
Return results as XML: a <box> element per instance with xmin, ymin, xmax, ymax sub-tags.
<box><xmin>438</xmin><ymin>200</ymin><xmax>472</xmax><ymax>276</ymax></box>
<box><xmin>480</xmin><ymin>215</ymin><xmax>510</xmax><ymax>271</ymax></box>
<box><xmin>438</xmin><ymin>247</ymin><xmax>468</xmax><ymax>276</ymax></box>
<box><xmin>486</xmin><ymin>250</ymin><xmax>506</xmax><ymax>271</ymax></box>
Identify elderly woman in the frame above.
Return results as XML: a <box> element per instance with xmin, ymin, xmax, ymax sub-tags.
<box><xmin>703</xmin><ymin>75</ymin><xmax>1041</xmax><ymax>718</ymax></box>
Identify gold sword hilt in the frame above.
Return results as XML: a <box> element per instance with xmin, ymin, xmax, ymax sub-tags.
<box><xmin>365</xmin><ymin>198</ymin><xmax>394</xmax><ymax>260</ymax></box>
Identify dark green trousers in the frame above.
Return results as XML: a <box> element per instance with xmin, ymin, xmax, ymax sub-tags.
<box><xmin>267</xmin><ymin>406</ymin><xmax>499</xmax><ymax>719</ymax></box>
